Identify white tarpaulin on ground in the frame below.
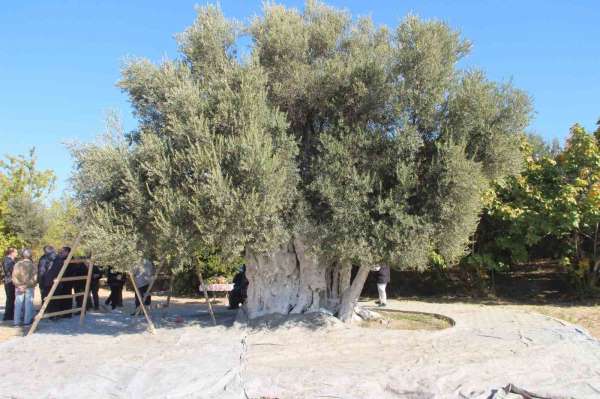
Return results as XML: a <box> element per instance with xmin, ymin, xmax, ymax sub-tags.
<box><xmin>0</xmin><ymin>299</ymin><xmax>599</xmax><ymax>398</ymax></box>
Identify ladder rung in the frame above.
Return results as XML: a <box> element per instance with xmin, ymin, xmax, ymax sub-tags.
<box><xmin>48</xmin><ymin>292</ymin><xmax>86</xmax><ymax>300</ymax></box>
<box><xmin>56</xmin><ymin>276</ymin><xmax>88</xmax><ymax>282</ymax></box>
<box><xmin>41</xmin><ymin>307</ymin><xmax>83</xmax><ymax>318</ymax></box>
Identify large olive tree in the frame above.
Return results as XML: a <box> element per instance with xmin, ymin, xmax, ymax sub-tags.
<box><xmin>71</xmin><ymin>2</ymin><xmax>531</xmax><ymax>321</ymax></box>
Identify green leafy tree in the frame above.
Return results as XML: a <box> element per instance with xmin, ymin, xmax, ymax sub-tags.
<box><xmin>42</xmin><ymin>196</ymin><xmax>80</xmax><ymax>251</ymax></box>
<box><xmin>0</xmin><ymin>149</ymin><xmax>55</xmax><ymax>253</ymax></box>
<box><xmin>526</xmin><ymin>133</ymin><xmax>561</xmax><ymax>159</ymax></box>
<box><xmin>71</xmin><ymin>2</ymin><xmax>531</xmax><ymax>321</ymax></box>
<box><xmin>482</xmin><ymin>123</ymin><xmax>600</xmax><ymax>290</ymax></box>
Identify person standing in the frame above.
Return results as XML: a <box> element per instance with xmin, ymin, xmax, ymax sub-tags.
<box><xmin>228</xmin><ymin>264</ymin><xmax>249</xmax><ymax>310</ymax></box>
<box><xmin>105</xmin><ymin>267</ymin><xmax>125</xmax><ymax>309</ymax></box>
<box><xmin>70</xmin><ymin>258</ymin><xmax>88</xmax><ymax>312</ymax></box>
<box><xmin>46</xmin><ymin>246</ymin><xmax>72</xmax><ymax>317</ymax></box>
<box><xmin>37</xmin><ymin>245</ymin><xmax>56</xmax><ymax>304</ymax></box>
<box><xmin>12</xmin><ymin>249</ymin><xmax>37</xmax><ymax>326</ymax></box>
<box><xmin>89</xmin><ymin>264</ymin><xmax>103</xmax><ymax>310</ymax></box>
<box><xmin>375</xmin><ymin>264</ymin><xmax>390</xmax><ymax>307</ymax></box>
<box><xmin>2</xmin><ymin>247</ymin><xmax>17</xmax><ymax>321</ymax></box>
<box><xmin>132</xmin><ymin>258</ymin><xmax>155</xmax><ymax>314</ymax></box>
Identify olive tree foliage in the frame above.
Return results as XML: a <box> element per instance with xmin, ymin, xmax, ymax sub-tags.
<box><xmin>250</xmin><ymin>3</ymin><xmax>530</xmax><ymax>275</ymax></box>
<box><xmin>70</xmin><ymin>2</ymin><xmax>531</xmax><ymax>319</ymax></box>
<box><xmin>70</xmin><ymin>20</ymin><xmax>298</xmax><ymax>273</ymax></box>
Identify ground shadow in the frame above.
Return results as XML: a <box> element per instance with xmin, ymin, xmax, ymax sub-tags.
<box><xmin>0</xmin><ymin>295</ymin><xmax>239</xmax><ymax>339</ymax></box>
<box><xmin>246</xmin><ymin>311</ymin><xmax>343</xmax><ymax>332</ymax></box>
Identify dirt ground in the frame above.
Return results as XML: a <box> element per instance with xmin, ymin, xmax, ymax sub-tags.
<box><xmin>0</xmin><ymin>287</ymin><xmax>226</xmax><ymax>341</ymax></box>
<box><xmin>1</xmin><ymin>286</ymin><xmax>600</xmax><ymax>398</ymax></box>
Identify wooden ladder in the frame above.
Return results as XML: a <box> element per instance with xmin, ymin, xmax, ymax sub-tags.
<box><xmin>27</xmin><ymin>234</ymin><xmax>156</xmax><ymax>336</ymax></box>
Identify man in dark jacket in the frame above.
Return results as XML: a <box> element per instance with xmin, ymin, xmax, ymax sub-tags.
<box><xmin>37</xmin><ymin>245</ymin><xmax>57</xmax><ymax>304</ymax></box>
<box><xmin>3</xmin><ymin>247</ymin><xmax>18</xmax><ymax>321</ymax></box>
<box><xmin>105</xmin><ymin>267</ymin><xmax>124</xmax><ymax>309</ymax></box>
<box><xmin>45</xmin><ymin>246</ymin><xmax>73</xmax><ymax>318</ymax></box>
<box><xmin>89</xmin><ymin>264</ymin><xmax>103</xmax><ymax>310</ymax></box>
<box><xmin>228</xmin><ymin>264</ymin><xmax>249</xmax><ymax>310</ymax></box>
<box><xmin>374</xmin><ymin>264</ymin><xmax>390</xmax><ymax>307</ymax></box>
<box><xmin>70</xmin><ymin>258</ymin><xmax>88</xmax><ymax>313</ymax></box>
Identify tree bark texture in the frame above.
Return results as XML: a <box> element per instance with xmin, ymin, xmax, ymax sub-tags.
<box><xmin>245</xmin><ymin>238</ymin><xmax>370</xmax><ymax>323</ymax></box>
<box><xmin>337</xmin><ymin>264</ymin><xmax>370</xmax><ymax>323</ymax></box>
<box><xmin>325</xmin><ymin>261</ymin><xmax>352</xmax><ymax>310</ymax></box>
<box><xmin>245</xmin><ymin>238</ymin><xmax>327</xmax><ymax>319</ymax></box>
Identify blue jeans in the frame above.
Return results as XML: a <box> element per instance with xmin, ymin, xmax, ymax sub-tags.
<box><xmin>14</xmin><ymin>287</ymin><xmax>34</xmax><ymax>326</ymax></box>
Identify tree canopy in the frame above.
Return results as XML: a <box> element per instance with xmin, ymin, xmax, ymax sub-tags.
<box><xmin>71</xmin><ymin>2</ymin><xmax>531</xmax><ymax>316</ymax></box>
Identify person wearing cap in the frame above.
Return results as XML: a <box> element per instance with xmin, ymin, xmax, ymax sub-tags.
<box><xmin>12</xmin><ymin>249</ymin><xmax>37</xmax><ymax>326</ymax></box>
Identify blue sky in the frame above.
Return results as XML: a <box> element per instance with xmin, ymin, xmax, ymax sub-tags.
<box><xmin>1</xmin><ymin>1</ymin><xmax>599</xmax><ymax>197</ymax></box>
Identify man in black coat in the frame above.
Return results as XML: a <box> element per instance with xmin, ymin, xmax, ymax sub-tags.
<box><xmin>105</xmin><ymin>267</ymin><xmax>124</xmax><ymax>309</ymax></box>
<box><xmin>89</xmin><ymin>264</ymin><xmax>103</xmax><ymax>310</ymax></box>
<box><xmin>2</xmin><ymin>247</ymin><xmax>18</xmax><ymax>321</ymax></box>
<box><xmin>37</xmin><ymin>245</ymin><xmax>57</xmax><ymax>304</ymax></box>
<box><xmin>45</xmin><ymin>246</ymin><xmax>73</xmax><ymax>318</ymax></box>
<box><xmin>374</xmin><ymin>264</ymin><xmax>390</xmax><ymax>307</ymax></box>
<box><xmin>228</xmin><ymin>264</ymin><xmax>249</xmax><ymax>310</ymax></box>
<box><xmin>70</xmin><ymin>258</ymin><xmax>88</xmax><ymax>313</ymax></box>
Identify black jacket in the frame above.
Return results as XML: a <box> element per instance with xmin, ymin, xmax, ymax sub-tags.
<box><xmin>91</xmin><ymin>265</ymin><xmax>103</xmax><ymax>282</ymax></box>
<box><xmin>3</xmin><ymin>256</ymin><xmax>15</xmax><ymax>284</ymax></box>
<box><xmin>69</xmin><ymin>261</ymin><xmax>88</xmax><ymax>291</ymax></box>
<box><xmin>106</xmin><ymin>267</ymin><xmax>125</xmax><ymax>288</ymax></box>
<box><xmin>232</xmin><ymin>270</ymin><xmax>249</xmax><ymax>297</ymax></box>
<box><xmin>375</xmin><ymin>265</ymin><xmax>390</xmax><ymax>284</ymax></box>
<box><xmin>38</xmin><ymin>253</ymin><xmax>56</xmax><ymax>286</ymax></box>
<box><xmin>43</xmin><ymin>255</ymin><xmax>65</xmax><ymax>288</ymax></box>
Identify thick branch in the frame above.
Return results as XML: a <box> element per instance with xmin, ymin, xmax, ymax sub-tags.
<box><xmin>337</xmin><ymin>265</ymin><xmax>370</xmax><ymax>323</ymax></box>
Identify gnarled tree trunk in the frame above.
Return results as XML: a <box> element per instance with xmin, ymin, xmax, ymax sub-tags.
<box><xmin>245</xmin><ymin>238</ymin><xmax>327</xmax><ymax>318</ymax></box>
<box><xmin>245</xmin><ymin>237</ymin><xmax>371</xmax><ymax>323</ymax></box>
<box><xmin>325</xmin><ymin>261</ymin><xmax>352</xmax><ymax>311</ymax></box>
